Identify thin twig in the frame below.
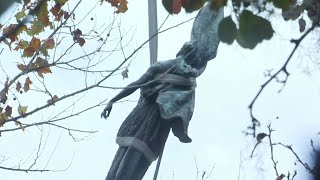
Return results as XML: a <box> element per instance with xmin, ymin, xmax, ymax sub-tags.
<box><xmin>247</xmin><ymin>21</ymin><xmax>320</xmax><ymax>137</ymax></box>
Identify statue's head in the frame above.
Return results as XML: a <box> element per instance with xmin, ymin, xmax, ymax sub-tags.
<box><xmin>176</xmin><ymin>41</ymin><xmax>198</xmax><ymax>65</ymax></box>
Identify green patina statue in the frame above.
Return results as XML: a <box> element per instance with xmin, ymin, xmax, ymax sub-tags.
<box><xmin>101</xmin><ymin>3</ymin><xmax>223</xmax><ymax>180</ymax></box>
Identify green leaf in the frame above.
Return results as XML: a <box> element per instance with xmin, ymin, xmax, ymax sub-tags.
<box><xmin>55</xmin><ymin>0</ymin><xmax>68</xmax><ymax>5</ymax></box>
<box><xmin>238</xmin><ymin>10</ymin><xmax>274</xmax><ymax>49</ymax></box>
<box><xmin>218</xmin><ymin>16</ymin><xmax>237</xmax><ymax>44</ymax></box>
<box><xmin>210</xmin><ymin>0</ymin><xmax>227</xmax><ymax>9</ymax></box>
<box><xmin>27</xmin><ymin>21</ymin><xmax>44</xmax><ymax>35</ymax></box>
<box><xmin>15</xmin><ymin>10</ymin><xmax>26</xmax><ymax>21</ymax></box>
<box><xmin>270</xmin><ymin>0</ymin><xmax>290</xmax><ymax>11</ymax></box>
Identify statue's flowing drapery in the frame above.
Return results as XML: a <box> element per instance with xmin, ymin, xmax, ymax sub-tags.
<box><xmin>105</xmin><ymin>4</ymin><xmax>224</xmax><ymax>180</ymax></box>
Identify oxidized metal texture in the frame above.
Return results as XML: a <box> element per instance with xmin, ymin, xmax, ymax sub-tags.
<box><xmin>191</xmin><ymin>4</ymin><xmax>224</xmax><ymax>61</ymax></box>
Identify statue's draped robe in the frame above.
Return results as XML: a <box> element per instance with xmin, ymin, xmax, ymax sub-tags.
<box><xmin>106</xmin><ymin>62</ymin><xmax>197</xmax><ymax>180</ymax></box>
<box><xmin>105</xmin><ymin>4</ymin><xmax>224</xmax><ymax>180</ymax></box>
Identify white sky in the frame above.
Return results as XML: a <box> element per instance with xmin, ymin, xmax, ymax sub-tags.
<box><xmin>1</xmin><ymin>1</ymin><xmax>320</xmax><ymax>180</ymax></box>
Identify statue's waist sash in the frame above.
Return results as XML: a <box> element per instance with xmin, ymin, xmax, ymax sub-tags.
<box><xmin>154</xmin><ymin>74</ymin><xmax>197</xmax><ymax>87</ymax></box>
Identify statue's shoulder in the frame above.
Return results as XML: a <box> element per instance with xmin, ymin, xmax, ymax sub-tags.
<box><xmin>151</xmin><ymin>59</ymin><xmax>177</xmax><ymax>70</ymax></box>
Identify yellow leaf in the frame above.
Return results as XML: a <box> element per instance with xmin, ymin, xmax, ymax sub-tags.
<box><xmin>18</xmin><ymin>105</ymin><xmax>28</xmax><ymax>116</ymax></box>
<box><xmin>15</xmin><ymin>121</ymin><xmax>25</xmax><ymax>131</ymax></box>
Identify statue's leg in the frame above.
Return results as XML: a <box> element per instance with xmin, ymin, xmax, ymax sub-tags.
<box><xmin>106</xmin><ymin>124</ymin><xmax>171</xmax><ymax>180</ymax></box>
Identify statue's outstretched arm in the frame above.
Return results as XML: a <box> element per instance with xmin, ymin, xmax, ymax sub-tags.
<box><xmin>101</xmin><ymin>65</ymin><xmax>159</xmax><ymax>119</ymax></box>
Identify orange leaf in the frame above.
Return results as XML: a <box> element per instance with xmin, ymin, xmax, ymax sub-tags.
<box><xmin>37</xmin><ymin>66</ymin><xmax>52</xmax><ymax>77</ymax></box>
<box><xmin>44</xmin><ymin>38</ymin><xmax>55</xmax><ymax>49</ymax></box>
<box><xmin>24</xmin><ymin>77</ymin><xmax>32</xmax><ymax>92</ymax></box>
<box><xmin>29</xmin><ymin>37</ymin><xmax>41</xmax><ymax>50</ymax></box>
<box><xmin>23</xmin><ymin>47</ymin><xmax>36</xmax><ymax>57</ymax></box>
<box><xmin>115</xmin><ymin>0</ymin><xmax>128</xmax><ymax>13</ymax></box>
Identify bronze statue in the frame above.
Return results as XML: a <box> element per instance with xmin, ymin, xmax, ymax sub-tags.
<box><xmin>101</xmin><ymin>3</ymin><xmax>223</xmax><ymax>180</ymax></box>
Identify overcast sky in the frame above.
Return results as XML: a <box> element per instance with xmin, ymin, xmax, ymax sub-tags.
<box><xmin>1</xmin><ymin>1</ymin><xmax>320</xmax><ymax>180</ymax></box>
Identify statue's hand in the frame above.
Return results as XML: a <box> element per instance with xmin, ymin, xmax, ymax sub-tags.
<box><xmin>101</xmin><ymin>102</ymin><xmax>113</xmax><ymax>119</ymax></box>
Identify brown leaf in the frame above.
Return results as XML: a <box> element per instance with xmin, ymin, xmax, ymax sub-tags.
<box><xmin>29</xmin><ymin>37</ymin><xmax>41</xmax><ymax>50</ymax></box>
<box><xmin>3</xmin><ymin>24</ymin><xmax>18</xmax><ymax>42</ymax></box>
<box><xmin>78</xmin><ymin>37</ymin><xmax>85</xmax><ymax>46</ymax></box>
<box><xmin>0</xmin><ymin>113</ymin><xmax>9</xmax><ymax>126</ymax></box>
<box><xmin>299</xmin><ymin>18</ymin><xmax>306</xmax><ymax>32</ymax></box>
<box><xmin>3</xmin><ymin>77</ymin><xmax>9</xmax><ymax>94</ymax></box>
<box><xmin>50</xmin><ymin>3</ymin><xmax>62</xmax><ymax>16</ymax></box>
<box><xmin>121</xmin><ymin>68</ymin><xmax>129</xmax><ymax>79</ymax></box>
<box><xmin>23</xmin><ymin>47</ymin><xmax>36</xmax><ymax>57</ymax></box>
<box><xmin>5</xmin><ymin>105</ymin><xmax>12</xmax><ymax>117</ymax></box>
<box><xmin>47</xmin><ymin>95</ymin><xmax>59</xmax><ymax>105</ymax></box>
<box><xmin>257</xmin><ymin>133</ymin><xmax>268</xmax><ymax>142</ymax></box>
<box><xmin>37</xmin><ymin>66</ymin><xmax>52</xmax><ymax>77</ymax></box>
<box><xmin>0</xmin><ymin>91</ymin><xmax>7</xmax><ymax>104</ymax></box>
<box><xmin>44</xmin><ymin>38</ymin><xmax>55</xmax><ymax>49</ymax></box>
<box><xmin>276</xmin><ymin>174</ymin><xmax>285</xmax><ymax>180</ymax></box>
<box><xmin>16</xmin><ymin>82</ymin><xmax>22</xmax><ymax>91</ymax></box>
<box><xmin>115</xmin><ymin>0</ymin><xmax>128</xmax><ymax>13</ymax></box>
<box><xmin>24</xmin><ymin>77</ymin><xmax>32</xmax><ymax>92</ymax></box>
<box><xmin>23</xmin><ymin>0</ymin><xmax>31</xmax><ymax>8</ymax></box>
<box><xmin>34</xmin><ymin>57</ymin><xmax>52</xmax><ymax>77</ymax></box>
<box><xmin>14</xmin><ymin>40</ymin><xmax>29</xmax><ymax>51</ymax></box>
<box><xmin>17</xmin><ymin>64</ymin><xmax>27</xmax><ymax>71</ymax></box>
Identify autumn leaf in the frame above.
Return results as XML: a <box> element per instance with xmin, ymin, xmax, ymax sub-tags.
<box><xmin>18</xmin><ymin>105</ymin><xmax>28</xmax><ymax>116</ymax></box>
<box><xmin>23</xmin><ymin>37</ymin><xmax>41</xmax><ymax>57</ymax></box>
<box><xmin>14</xmin><ymin>121</ymin><xmax>25</xmax><ymax>131</ymax></box>
<box><xmin>23</xmin><ymin>47</ymin><xmax>36</xmax><ymax>57</ymax></box>
<box><xmin>23</xmin><ymin>0</ymin><xmax>31</xmax><ymax>8</ymax></box>
<box><xmin>43</xmin><ymin>38</ymin><xmax>55</xmax><ymax>49</ymax></box>
<box><xmin>0</xmin><ymin>91</ymin><xmax>7</xmax><ymax>104</ymax></box>
<box><xmin>299</xmin><ymin>18</ymin><xmax>306</xmax><ymax>32</ymax></box>
<box><xmin>16</xmin><ymin>82</ymin><xmax>22</xmax><ymax>91</ymax></box>
<box><xmin>30</xmin><ymin>37</ymin><xmax>41</xmax><ymax>50</ymax></box>
<box><xmin>14</xmin><ymin>40</ymin><xmax>29</xmax><ymax>51</ymax></box>
<box><xmin>27</xmin><ymin>21</ymin><xmax>45</xmax><ymax>36</ymax></box>
<box><xmin>256</xmin><ymin>133</ymin><xmax>268</xmax><ymax>143</ymax></box>
<box><xmin>37</xmin><ymin>1</ymin><xmax>50</xmax><ymax>27</ymax></box>
<box><xmin>0</xmin><ymin>113</ymin><xmax>9</xmax><ymax>126</ymax></box>
<box><xmin>115</xmin><ymin>0</ymin><xmax>128</xmax><ymax>13</ymax></box>
<box><xmin>276</xmin><ymin>174</ymin><xmax>286</xmax><ymax>180</ymax></box>
<box><xmin>15</xmin><ymin>10</ymin><xmax>26</xmax><ymax>21</ymax></box>
<box><xmin>3</xmin><ymin>24</ymin><xmax>27</xmax><ymax>43</ymax></box>
<box><xmin>56</xmin><ymin>0</ymin><xmax>68</xmax><ymax>5</ymax></box>
<box><xmin>3</xmin><ymin>77</ymin><xmax>9</xmax><ymax>94</ymax></box>
<box><xmin>17</xmin><ymin>64</ymin><xmax>26</xmax><ymax>71</ymax></box>
<box><xmin>50</xmin><ymin>3</ymin><xmax>62</xmax><ymax>16</ymax></box>
<box><xmin>107</xmin><ymin>0</ymin><xmax>128</xmax><ymax>13</ymax></box>
<box><xmin>5</xmin><ymin>105</ymin><xmax>12</xmax><ymax>117</ymax></box>
<box><xmin>47</xmin><ymin>95</ymin><xmax>59</xmax><ymax>105</ymax></box>
<box><xmin>34</xmin><ymin>57</ymin><xmax>52</xmax><ymax>77</ymax></box>
<box><xmin>73</xmin><ymin>29</ymin><xmax>86</xmax><ymax>46</ymax></box>
<box><xmin>121</xmin><ymin>68</ymin><xmax>129</xmax><ymax>79</ymax></box>
<box><xmin>1</xmin><ymin>78</ymin><xmax>9</xmax><ymax>103</ymax></box>
<box><xmin>24</xmin><ymin>77</ymin><xmax>32</xmax><ymax>92</ymax></box>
